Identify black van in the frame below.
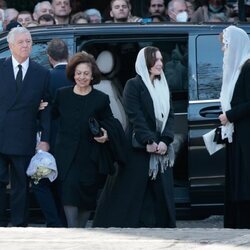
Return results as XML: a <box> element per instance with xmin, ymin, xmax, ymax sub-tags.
<box><xmin>1</xmin><ymin>23</ymin><xmax>248</xmax><ymax>219</ymax></box>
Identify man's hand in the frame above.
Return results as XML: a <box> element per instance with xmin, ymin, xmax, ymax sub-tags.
<box><xmin>39</xmin><ymin>99</ymin><xmax>48</xmax><ymax>111</ymax></box>
<box><xmin>36</xmin><ymin>141</ymin><xmax>50</xmax><ymax>152</ymax></box>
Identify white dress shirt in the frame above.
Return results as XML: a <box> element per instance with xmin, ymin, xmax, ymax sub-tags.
<box><xmin>12</xmin><ymin>56</ymin><xmax>29</xmax><ymax>80</ymax></box>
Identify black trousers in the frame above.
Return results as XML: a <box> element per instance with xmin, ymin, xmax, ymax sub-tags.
<box><xmin>32</xmin><ymin>178</ymin><xmax>65</xmax><ymax>227</ymax></box>
<box><xmin>0</xmin><ymin>153</ymin><xmax>31</xmax><ymax>227</ymax></box>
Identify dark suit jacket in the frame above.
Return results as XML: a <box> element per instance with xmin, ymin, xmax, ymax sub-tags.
<box><xmin>48</xmin><ymin>64</ymin><xmax>72</xmax><ymax>153</ymax></box>
<box><xmin>48</xmin><ymin>64</ymin><xmax>72</xmax><ymax>100</ymax></box>
<box><xmin>0</xmin><ymin>57</ymin><xmax>51</xmax><ymax>155</ymax></box>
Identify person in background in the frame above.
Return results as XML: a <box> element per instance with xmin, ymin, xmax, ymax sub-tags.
<box><xmin>5</xmin><ymin>20</ymin><xmax>22</xmax><ymax>32</ymax></box>
<box><xmin>107</xmin><ymin>0</ymin><xmax>131</xmax><ymax>23</ymax></box>
<box><xmin>93</xmin><ymin>46</ymin><xmax>176</xmax><ymax>228</ymax></box>
<box><xmin>70</xmin><ymin>12</ymin><xmax>88</xmax><ymax>24</ymax></box>
<box><xmin>32</xmin><ymin>38</ymin><xmax>73</xmax><ymax>228</ymax></box>
<box><xmin>148</xmin><ymin>0</ymin><xmax>166</xmax><ymax>16</ymax></box>
<box><xmin>186</xmin><ymin>0</ymin><xmax>195</xmax><ymax>20</ymax></box>
<box><xmin>0</xmin><ymin>27</ymin><xmax>50</xmax><ymax>227</ymax></box>
<box><xmin>38</xmin><ymin>14</ymin><xmax>56</xmax><ymax>25</ymax></box>
<box><xmin>26</xmin><ymin>21</ymin><xmax>39</xmax><ymax>28</ymax></box>
<box><xmin>167</xmin><ymin>0</ymin><xmax>189</xmax><ymax>22</ymax></box>
<box><xmin>191</xmin><ymin>0</ymin><xmax>232</xmax><ymax>22</ymax></box>
<box><xmin>83</xmin><ymin>8</ymin><xmax>102</xmax><ymax>23</ymax></box>
<box><xmin>0</xmin><ymin>0</ymin><xmax>6</xmax><ymax>9</ymax></box>
<box><xmin>219</xmin><ymin>26</ymin><xmax>250</xmax><ymax>229</ymax></box>
<box><xmin>33</xmin><ymin>1</ymin><xmax>54</xmax><ymax>22</ymax></box>
<box><xmin>0</xmin><ymin>8</ymin><xmax>4</xmax><ymax>32</ymax></box>
<box><xmin>4</xmin><ymin>8</ymin><xmax>19</xmax><ymax>29</ymax></box>
<box><xmin>17</xmin><ymin>11</ymin><xmax>33</xmax><ymax>27</ymax></box>
<box><xmin>53</xmin><ymin>52</ymin><xmax>125</xmax><ymax>227</ymax></box>
<box><xmin>47</xmin><ymin>39</ymin><xmax>72</xmax><ymax>118</ymax></box>
<box><xmin>51</xmin><ymin>0</ymin><xmax>72</xmax><ymax>24</ymax></box>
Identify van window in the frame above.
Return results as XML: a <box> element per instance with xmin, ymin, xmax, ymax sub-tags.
<box><xmin>79</xmin><ymin>38</ymin><xmax>188</xmax><ymax>112</ymax></box>
<box><xmin>196</xmin><ymin>35</ymin><xmax>223</xmax><ymax>100</ymax></box>
<box><xmin>31</xmin><ymin>43</ymin><xmax>50</xmax><ymax>68</ymax></box>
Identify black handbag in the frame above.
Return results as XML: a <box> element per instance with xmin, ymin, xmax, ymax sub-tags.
<box><xmin>132</xmin><ymin>133</ymin><xmax>145</xmax><ymax>149</ymax></box>
<box><xmin>88</xmin><ymin>117</ymin><xmax>103</xmax><ymax>137</ymax></box>
<box><xmin>213</xmin><ymin>127</ymin><xmax>227</xmax><ymax>144</ymax></box>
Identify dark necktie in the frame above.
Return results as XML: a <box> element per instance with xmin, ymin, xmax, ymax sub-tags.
<box><xmin>16</xmin><ymin>64</ymin><xmax>22</xmax><ymax>91</ymax></box>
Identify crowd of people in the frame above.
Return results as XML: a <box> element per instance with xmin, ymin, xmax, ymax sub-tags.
<box><xmin>0</xmin><ymin>0</ymin><xmax>245</xmax><ymax>32</ymax></box>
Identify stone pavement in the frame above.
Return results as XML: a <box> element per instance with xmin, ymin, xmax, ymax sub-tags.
<box><xmin>0</xmin><ymin>227</ymin><xmax>250</xmax><ymax>250</ymax></box>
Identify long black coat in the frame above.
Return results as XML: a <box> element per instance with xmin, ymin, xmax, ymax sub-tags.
<box><xmin>53</xmin><ymin>86</ymin><xmax>126</xmax><ymax>185</ymax></box>
<box><xmin>93</xmin><ymin>75</ymin><xmax>176</xmax><ymax>227</ymax></box>
<box><xmin>225</xmin><ymin>60</ymin><xmax>250</xmax><ymax>201</ymax></box>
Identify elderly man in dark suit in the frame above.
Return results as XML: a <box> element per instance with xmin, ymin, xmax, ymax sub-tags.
<box><xmin>0</xmin><ymin>27</ymin><xmax>50</xmax><ymax>227</ymax></box>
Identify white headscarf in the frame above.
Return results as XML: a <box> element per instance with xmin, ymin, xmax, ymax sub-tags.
<box><xmin>220</xmin><ymin>25</ymin><xmax>250</xmax><ymax>143</ymax></box>
<box><xmin>135</xmin><ymin>47</ymin><xmax>170</xmax><ymax>132</ymax></box>
<box><xmin>135</xmin><ymin>47</ymin><xmax>174</xmax><ymax>179</ymax></box>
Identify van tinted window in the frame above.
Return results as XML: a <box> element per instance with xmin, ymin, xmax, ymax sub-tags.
<box><xmin>196</xmin><ymin>35</ymin><xmax>223</xmax><ymax>100</ymax></box>
<box><xmin>79</xmin><ymin>38</ymin><xmax>188</xmax><ymax>113</ymax></box>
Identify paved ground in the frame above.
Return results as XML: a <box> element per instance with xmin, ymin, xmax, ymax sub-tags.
<box><xmin>0</xmin><ymin>227</ymin><xmax>250</xmax><ymax>250</ymax></box>
<box><xmin>1</xmin><ymin>216</ymin><xmax>250</xmax><ymax>250</ymax></box>
<box><xmin>176</xmin><ymin>215</ymin><xmax>223</xmax><ymax>228</ymax></box>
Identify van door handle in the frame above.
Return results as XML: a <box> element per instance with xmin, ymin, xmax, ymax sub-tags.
<box><xmin>199</xmin><ymin>106</ymin><xmax>222</xmax><ymax>118</ymax></box>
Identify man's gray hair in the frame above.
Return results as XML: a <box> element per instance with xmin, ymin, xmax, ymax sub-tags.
<box><xmin>7</xmin><ymin>26</ymin><xmax>31</xmax><ymax>44</ymax></box>
<box><xmin>34</xmin><ymin>1</ymin><xmax>52</xmax><ymax>14</ymax></box>
<box><xmin>83</xmin><ymin>8</ymin><xmax>102</xmax><ymax>19</ymax></box>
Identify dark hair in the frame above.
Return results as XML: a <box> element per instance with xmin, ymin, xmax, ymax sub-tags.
<box><xmin>147</xmin><ymin>0</ymin><xmax>167</xmax><ymax>8</ymax></box>
<box><xmin>144</xmin><ymin>46</ymin><xmax>161</xmax><ymax>80</ymax></box>
<box><xmin>66</xmin><ymin>52</ymin><xmax>101</xmax><ymax>85</ymax></box>
<box><xmin>38</xmin><ymin>14</ymin><xmax>56</xmax><ymax>24</ymax></box>
<box><xmin>47</xmin><ymin>38</ymin><xmax>68</xmax><ymax>61</ymax></box>
<box><xmin>6</xmin><ymin>20</ymin><xmax>22</xmax><ymax>31</ymax></box>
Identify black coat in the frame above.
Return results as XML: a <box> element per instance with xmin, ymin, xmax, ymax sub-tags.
<box><xmin>225</xmin><ymin>60</ymin><xmax>250</xmax><ymax>201</ymax></box>
<box><xmin>53</xmin><ymin>86</ymin><xmax>126</xmax><ymax>183</ymax></box>
<box><xmin>93</xmin><ymin>75</ymin><xmax>176</xmax><ymax>227</ymax></box>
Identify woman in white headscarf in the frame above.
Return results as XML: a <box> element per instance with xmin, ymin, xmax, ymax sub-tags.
<box><xmin>93</xmin><ymin>46</ymin><xmax>176</xmax><ymax>228</ymax></box>
<box><xmin>219</xmin><ymin>25</ymin><xmax>250</xmax><ymax>228</ymax></box>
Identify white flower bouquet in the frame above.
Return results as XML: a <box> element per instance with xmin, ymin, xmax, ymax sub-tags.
<box><xmin>26</xmin><ymin>150</ymin><xmax>58</xmax><ymax>184</ymax></box>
